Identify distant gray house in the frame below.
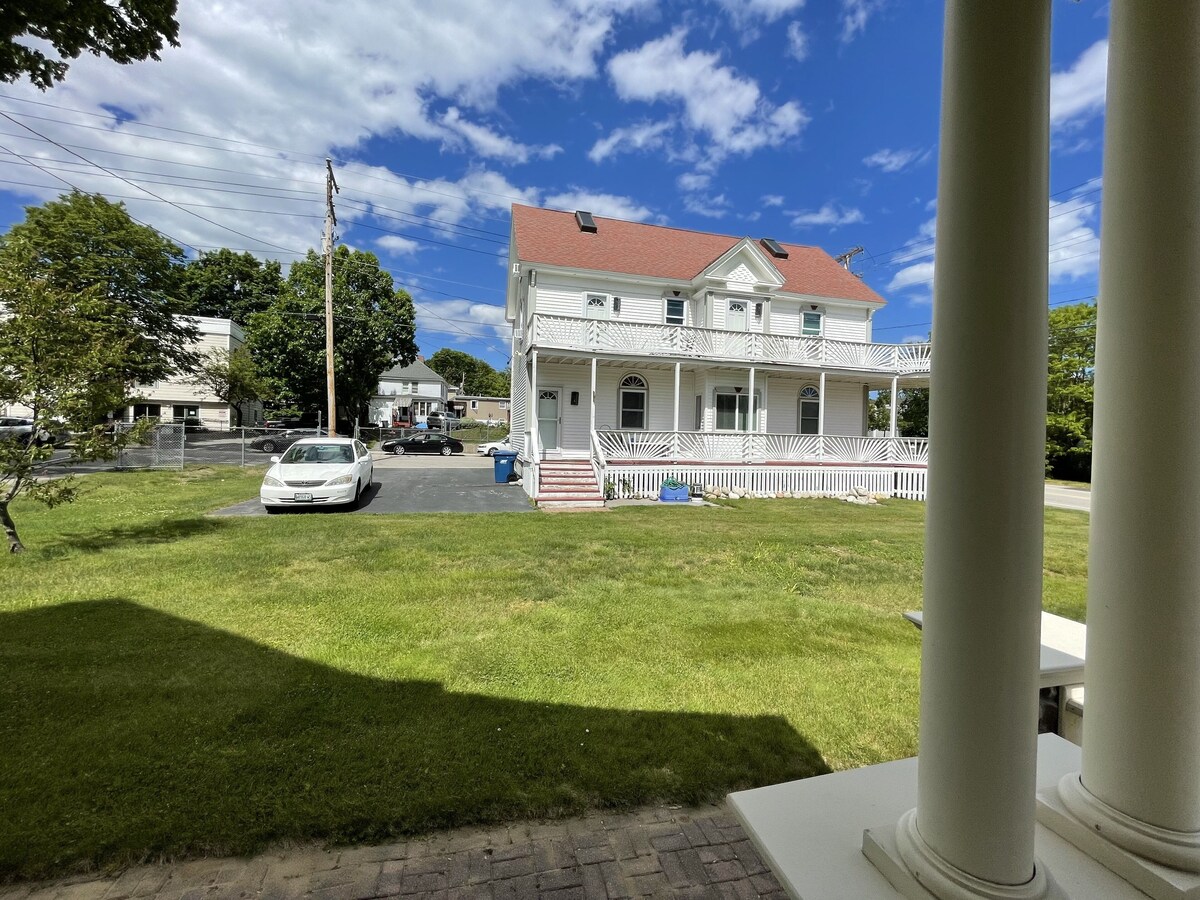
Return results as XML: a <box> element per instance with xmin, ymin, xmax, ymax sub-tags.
<box><xmin>369</xmin><ymin>357</ymin><xmax>448</xmax><ymax>425</ymax></box>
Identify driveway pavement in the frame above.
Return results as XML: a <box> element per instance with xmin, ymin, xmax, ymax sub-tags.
<box><xmin>0</xmin><ymin>803</ymin><xmax>783</xmax><ymax>900</ymax></box>
<box><xmin>1045</xmin><ymin>483</ymin><xmax>1091</xmax><ymax>512</ymax></box>
<box><xmin>212</xmin><ymin>463</ymin><xmax>531</xmax><ymax>516</ymax></box>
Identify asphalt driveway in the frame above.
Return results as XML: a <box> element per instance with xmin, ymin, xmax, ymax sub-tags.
<box><xmin>212</xmin><ymin>464</ymin><xmax>531</xmax><ymax>516</ymax></box>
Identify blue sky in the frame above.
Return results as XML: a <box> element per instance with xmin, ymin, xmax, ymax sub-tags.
<box><xmin>0</xmin><ymin>0</ymin><xmax>1110</xmax><ymax>368</ymax></box>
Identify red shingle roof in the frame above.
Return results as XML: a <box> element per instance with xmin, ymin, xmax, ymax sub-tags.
<box><xmin>511</xmin><ymin>204</ymin><xmax>885</xmax><ymax>305</ymax></box>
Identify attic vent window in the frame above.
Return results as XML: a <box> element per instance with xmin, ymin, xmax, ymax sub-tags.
<box><xmin>760</xmin><ymin>237</ymin><xmax>789</xmax><ymax>259</ymax></box>
<box><xmin>575</xmin><ymin>210</ymin><xmax>598</xmax><ymax>233</ymax></box>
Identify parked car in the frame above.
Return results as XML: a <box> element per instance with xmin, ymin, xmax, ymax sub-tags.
<box><xmin>250</xmin><ymin>428</ymin><xmax>327</xmax><ymax>454</ymax></box>
<box><xmin>0</xmin><ymin>416</ymin><xmax>69</xmax><ymax>446</ymax></box>
<box><xmin>259</xmin><ymin>437</ymin><xmax>373</xmax><ymax>512</ymax></box>
<box><xmin>476</xmin><ymin>437</ymin><xmax>511</xmax><ymax>456</ymax></box>
<box><xmin>426</xmin><ymin>411</ymin><xmax>461</xmax><ymax>429</ymax></box>
<box><xmin>381</xmin><ymin>432</ymin><xmax>464</xmax><ymax>456</ymax></box>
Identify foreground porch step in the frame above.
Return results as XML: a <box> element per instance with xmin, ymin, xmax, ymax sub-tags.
<box><xmin>537</xmin><ymin>498</ymin><xmax>607</xmax><ymax>510</ymax></box>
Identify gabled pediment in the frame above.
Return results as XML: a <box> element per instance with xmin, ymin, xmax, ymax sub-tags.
<box><xmin>696</xmin><ymin>238</ymin><xmax>786</xmax><ymax>292</ymax></box>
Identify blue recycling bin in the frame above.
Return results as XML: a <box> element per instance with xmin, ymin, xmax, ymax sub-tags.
<box><xmin>492</xmin><ymin>449</ymin><xmax>518</xmax><ymax>484</ymax></box>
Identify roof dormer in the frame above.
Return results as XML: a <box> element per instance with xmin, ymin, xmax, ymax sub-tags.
<box><xmin>696</xmin><ymin>237</ymin><xmax>786</xmax><ymax>294</ymax></box>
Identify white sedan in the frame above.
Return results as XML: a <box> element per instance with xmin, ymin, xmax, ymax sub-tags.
<box><xmin>260</xmin><ymin>437</ymin><xmax>374</xmax><ymax>512</ymax></box>
<box><xmin>476</xmin><ymin>436</ymin><xmax>511</xmax><ymax>456</ymax></box>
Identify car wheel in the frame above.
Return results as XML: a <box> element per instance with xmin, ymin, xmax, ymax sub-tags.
<box><xmin>350</xmin><ymin>480</ymin><xmax>361</xmax><ymax>509</ymax></box>
<box><xmin>441</xmin><ymin>445</ymin><xmax>452</xmax><ymax>456</ymax></box>
<box><xmin>392</xmin><ymin>445</ymin><xmax>405</xmax><ymax>455</ymax></box>
<box><xmin>261</xmin><ymin>440</ymin><xmax>276</xmax><ymax>453</ymax></box>
<box><xmin>487</xmin><ymin>448</ymin><xmax>495</xmax><ymax>456</ymax></box>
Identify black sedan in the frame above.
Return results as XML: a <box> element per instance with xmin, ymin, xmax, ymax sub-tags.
<box><xmin>381</xmin><ymin>433</ymin><xmax>464</xmax><ymax>456</ymax></box>
<box><xmin>250</xmin><ymin>428</ymin><xmax>326</xmax><ymax>454</ymax></box>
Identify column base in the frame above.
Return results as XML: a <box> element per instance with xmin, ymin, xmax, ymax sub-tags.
<box><xmin>1038</xmin><ymin>774</ymin><xmax>1200</xmax><ymax>900</ymax></box>
<box><xmin>862</xmin><ymin>809</ymin><xmax>1061</xmax><ymax>900</ymax></box>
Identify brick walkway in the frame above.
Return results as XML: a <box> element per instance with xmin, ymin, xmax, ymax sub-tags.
<box><xmin>0</xmin><ymin>805</ymin><xmax>784</xmax><ymax>900</ymax></box>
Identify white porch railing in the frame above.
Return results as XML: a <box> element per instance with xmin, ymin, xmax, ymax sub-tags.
<box><xmin>595</xmin><ymin>430</ymin><xmax>930</xmax><ymax>465</ymax></box>
<box><xmin>530</xmin><ymin>314</ymin><xmax>932</xmax><ymax>375</ymax></box>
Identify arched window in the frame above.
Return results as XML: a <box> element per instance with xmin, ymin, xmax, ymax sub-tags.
<box><xmin>798</xmin><ymin>385</ymin><xmax>820</xmax><ymax>435</ymax></box>
<box><xmin>619</xmin><ymin>374</ymin><xmax>648</xmax><ymax>429</ymax></box>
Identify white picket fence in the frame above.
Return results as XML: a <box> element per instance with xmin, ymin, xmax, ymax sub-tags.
<box><xmin>604</xmin><ymin>463</ymin><xmax>928</xmax><ymax>501</ymax></box>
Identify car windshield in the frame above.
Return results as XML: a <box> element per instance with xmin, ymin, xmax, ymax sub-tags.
<box><xmin>280</xmin><ymin>443</ymin><xmax>354</xmax><ymax>464</ymax></box>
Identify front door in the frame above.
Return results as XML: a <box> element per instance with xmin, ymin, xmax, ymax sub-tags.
<box><xmin>725</xmin><ymin>301</ymin><xmax>749</xmax><ymax>356</ymax></box>
<box><xmin>537</xmin><ymin>389</ymin><xmax>560</xmax><ymax>452</ymax></box>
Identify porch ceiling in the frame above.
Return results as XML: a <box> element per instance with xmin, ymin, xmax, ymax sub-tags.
<box><xmin>534</xmin><ymin>350</ymin><xmax>928</xmax><ymax>387</ymax></box>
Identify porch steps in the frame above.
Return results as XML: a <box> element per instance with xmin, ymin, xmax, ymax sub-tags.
<box><xmin>537</xmin><ymin>460</ymin><xmax>605</xmax><ymax>509</ymax></box>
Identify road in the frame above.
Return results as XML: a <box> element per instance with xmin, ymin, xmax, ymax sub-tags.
<box><xmin>1045</xmin><ymin>483</ymin><xmax>1091</xmax><ymax>512</ymax></box>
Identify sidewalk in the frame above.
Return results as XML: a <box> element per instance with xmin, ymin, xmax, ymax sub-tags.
<box><xmin>0</xmin><ymin>805</ymin><xmax>784</xmax><ymax>900</ymax></box>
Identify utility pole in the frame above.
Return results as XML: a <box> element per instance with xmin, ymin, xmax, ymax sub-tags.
<box><xmin>323</xmin><ymin>158</ymin><xmax>339</xmax><ymax>435</ymax></box>
<box><xmin>835</xmin><ymin>246</ymin><xmax>865</xmax><ymax>271</ymax></box>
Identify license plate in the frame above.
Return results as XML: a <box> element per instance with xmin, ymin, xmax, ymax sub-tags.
<box><xmin>293</xmin><ymin>493</ymin><xmax>313</xmax><ymax>502</ymax></box>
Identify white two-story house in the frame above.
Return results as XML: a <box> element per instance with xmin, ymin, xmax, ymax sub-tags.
<box><xmin>506</xmin><ymin>205</ymin><xmax>931</xmax><ymax>507</ymax></box>
<box><xmin>369</xmin><ymin>357</ymin><xmax>449</xmax><ymax>425</ymax></box>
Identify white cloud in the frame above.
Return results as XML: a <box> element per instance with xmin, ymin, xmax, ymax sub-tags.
<box><xmin>863</xmin><ymin>147</ymin><xmax>930</xmax><ymax>173</ymax></box>
<box><xmin>677</xmin><ymin>172</ymin><xmax>711</xmax><ymax>192</ymax></box>
<box><xmin>902</xmin><ymin>334</ymin><xmax>928</xmax><ymax>344</ymax></box>
<box><xmin>0</xmin><ymin>0</ymin><xmax>651</xmax><ymax>254</ymax></box>
<box><xmin>885</xmin><ymin>187</ymin><xmax>1101</xmax><ymax>294</ymax></box>
<box><xmin>543</xmin><ymin>189</ymin><xmax>654</xmax><ymax>221</ymax></box>
<box><xmin>588</xmin><ymin>119</ymin><xmax>674</xmax><ymax>163</ymax></box>
<box><xmin>414</xmin><ymin>298</ymin><xmax>509</xmax><ymax>344</ymax></box>
<box><xmin>840</xmin><ymin>0</ymin><xmax>885</xmax><ymax>43</ymax></box>
<box><xmin>714</xmin><ymin>0</ymin><xmax>806</xmax><ymax>23</ymax></box>
<box><xmin>789</xmin><ymin>203</ymin><xmax>865</xmax><ymax>228</ymax></box>
<box><xmin>682</xmin><ymin>193</ymin><xmax>732</xmax><ymax>218</ymax></box>
<box><xmin>761</xmin><ymin>194</ymin><xmax>785</xmax><ymax>207</ymax></box>
<box><xmin>440</xmin><ymin>108</ymin><xmax>561</xmax><ymax>164</ymax></box>
<box><xmin>605</xmin><ymin>29</ymin><xmax>809</xmax><ymax>169</ymax></box>
<box><xmin>786</xmin><ymin>21</ymin><xmax>810</xmax><ymax>61</ymax></box>
<box><xmin>1051</xmin><ymin>40</ymin><xmax>1108</xmax><ymax>130</ymax></box>
<box><xmin>375</xmin><ymin>235</ymin><xmax>421</xmax><ymax>256</ymax></box>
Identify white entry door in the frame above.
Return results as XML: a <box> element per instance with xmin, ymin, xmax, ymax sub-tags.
<box><xmin>537</xmin><ymin>389</ymin><xmax>560</xmax><ymax>451</ymax></box>
<box><xmin>725</xmin><ymin>300</ymin><xmax>749</xmax><ymax>356</ymax></box>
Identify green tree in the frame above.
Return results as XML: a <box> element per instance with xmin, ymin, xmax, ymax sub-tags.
<box><xmin>0</xmin><ymin>260</ymin><xmax>156</xmax><ymax>552</ymax></box>
<box><xmin>194</xmin><ymin>347</ymin><xmax>269</xmax><ymax>427</ymax></box>
<box><xmin>179</xmin><ymin>249</ymin><xmax>283</xmax><ymax>325</ymax></box>
<box><xmin>0</xmin><ymin>191</ymin><xmax>196</xmax><ymax>383</ymax></box>
<box><xmin>868</xmin><ymin>388</ymin><xmax>929</xmax><ymax>437</ymax></box>
<box><xmin>248</xmin><ymin>247</ymin><xmax>416</xmax><ymax>426</ymax></box>
<box><xmin>1</xmin><ymin>0</ymin><xmax>179</xmax><ymax>90</ymax></box>
<box><xmin>1046</xmin><ymin>302</ymin><xmax>1096</xmax><ymax>480</ymax></box>
<box><xmin>427</xmin><ymin>348</ymin><xmax>509</xmax><ymax>396</ymax></box>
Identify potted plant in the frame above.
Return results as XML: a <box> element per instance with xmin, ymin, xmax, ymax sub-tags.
<box><xmin>659</xmin><ymin>476</ymin><xmax>690</xmax><ymax>503</ymax></box>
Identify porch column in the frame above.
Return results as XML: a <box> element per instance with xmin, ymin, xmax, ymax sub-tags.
<box><xmin>817</xmin><ymin>372</ymin><xmax>826</xmax><ymax>458</ymax></box>
<box><xmin>672</xmin><ymin>362</ymin><xmax>680</xmax><ymax>461</ymax></box>
<box><xmin>889</xmin><ymin>375</ymin><xmax>899</xmax><ymax>438</ymax></box>
<box><xmin>747</xmin><ymin>367</ymin><xmax>755</xmax><ymax>431</ymax></box>
<box><xmin>590</xmin><ymin>357</ymin><xmax>597</xmax><ymax>436</ymax></box>
<box><xmin>1055</xmin><ymin>0</ymin><xmax>1200</xmax><ymax>871</ymax></box>
<box><xmin>530</xmin><ymin>350</ymin><xmax>539</xmax><ymax>460</ymax></box>
<box><xmin>895</xmin><ymin>1</ymin><xmax>1052</xmax><ymax>896</ymax></box>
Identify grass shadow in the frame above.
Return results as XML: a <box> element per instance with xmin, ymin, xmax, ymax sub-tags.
<box><xmin>36</xmin><ymin>516</ymin><xmax>229</xmax><ymax>557</ymax></box>
<box><xmin>0</xmin><ymin>599</ymin><xmax>828</xmax><ymax>881</ymax></box>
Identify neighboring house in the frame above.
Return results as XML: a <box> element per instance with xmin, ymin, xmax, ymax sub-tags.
<box><xmin>120</xmin><ymin>316</ymin><xmax>261</xmax><ymax>428</ymax></box>
<box><xmin>447</xmin><ymin>389</ymin><xmax>510</xmax><ymax>423</ymax></box>
<box><xmin>370</xmin><ymin>357</ymin><xmax>448</xmax><ymax>425</ymax></box>
<box><xmin>505</xmin><ymin>205</ymin><xmax>931</xmax><ymax>506</ymax></box>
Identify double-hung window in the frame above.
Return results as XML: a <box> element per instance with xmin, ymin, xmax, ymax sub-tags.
<box><xmin>619</xmin><ymin>375</ymin><xmax>648</xmax><ymax>429</ymax></box>
<box><xmin>802</xmin><ymin>311</ymin><xmax>823</xmax><ymax>337</ymax></box>
<box><xmin>798</xmin><ymin>385</ymin><xmax>820</xmax><ymax>434</ymax></box>
<box><xmin>665</xmin><ymin>298</ymin><xmax>686</xmax><ymax>326</ymax></box>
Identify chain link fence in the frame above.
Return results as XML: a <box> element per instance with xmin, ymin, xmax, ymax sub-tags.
<box><xmin>42</xmin><ymin>418</ymin><xmax>513</xmax><ymax>474</ymax></box>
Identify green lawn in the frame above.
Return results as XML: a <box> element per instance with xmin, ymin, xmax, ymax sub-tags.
<box><xmin>0</xmin><ymin>469</ymin><xmax>1090</xmax><ymax>881</ymax></box>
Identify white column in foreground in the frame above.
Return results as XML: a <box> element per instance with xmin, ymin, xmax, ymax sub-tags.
<box><xmin>889</xmin><ymin>375</ymin><xmax>899</xmax><ymax>438</ymax></box>
<box><xmin>897</xmin><ymin>1</ymin><xmax>1052</xmax><ymax>895</ymax></box>
<box><xmin>1056</xmin><ymin>0</ymin><xmax>1200</xmax><ymax>872</ymax></box>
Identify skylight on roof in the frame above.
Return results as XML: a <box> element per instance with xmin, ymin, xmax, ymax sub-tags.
<box><xmin>760</xmin><ymin>238</ymin><xmax>788</xmax><ymax>259</ymax></box>
<box><xmin>575</xmin><ymin>210</ymin><xmax>598</xmax><ymax>233</ymax></box>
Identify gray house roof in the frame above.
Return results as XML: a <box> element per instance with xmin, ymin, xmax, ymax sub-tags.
<box><xmin>379</xmin><ymin>358</ymin><xmax>446</xmax><ymax>384</ymax></box>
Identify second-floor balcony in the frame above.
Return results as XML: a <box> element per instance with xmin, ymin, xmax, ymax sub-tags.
<box><xmin>528</xmin><ymin>314</ymin><xmax>932</xmax><ymax>376</ymax></box>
